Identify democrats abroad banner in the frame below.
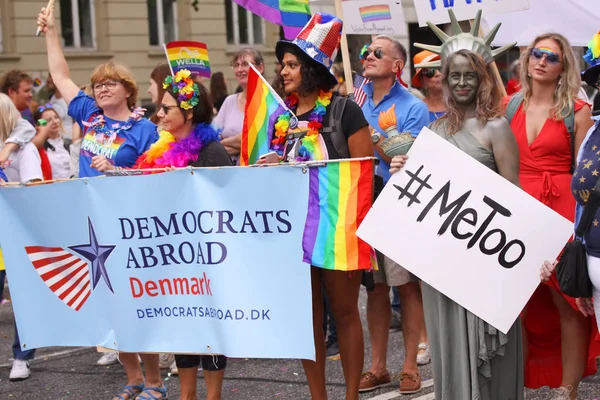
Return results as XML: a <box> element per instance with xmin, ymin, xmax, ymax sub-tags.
<box><xmin>0</xmin><ymin>167</ymin><xmax>314</xmax><ymax>359</ymax></box>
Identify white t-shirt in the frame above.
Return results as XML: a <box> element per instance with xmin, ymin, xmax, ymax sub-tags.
<box><xmin>47</xmin><ymin>137</ymin><xmax>71</xmax><ymax>179</ymax></box>
<box><xmin>50</xmin><ymin>95</ymin><xmax>73</xmax><ymax>141</ymax></box>
<box><xmin>4</xmin><ymin>142</ymin><xmax>43</xmax><ymax>184</ymax></box>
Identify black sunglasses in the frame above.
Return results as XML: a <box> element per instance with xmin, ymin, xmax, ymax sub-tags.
<box><xmin>422</xmin><ymin>68</ymin><xmax>437</xmax><ymax>78</ymax></box>
<box><xmin>161</xmin><ymin>104</ymin><xmax>179</xmax><ymax>114</ymax></box>
<box><xmin>361</xmin><ymin>49</ymin><xmax>384</xmax><ymax>61</ymax></box>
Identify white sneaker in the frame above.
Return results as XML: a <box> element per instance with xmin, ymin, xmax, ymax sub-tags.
<box><xmin>169</xmin><ymin>360</ymin><xmax>178</xmax><ymax>376</ymax></box>
<box><xmin>416</xmin><ymin>343</ymin><xmax>431</xmax><ymax>366</ymax></box>
<box><xmin>9</xmin><ymin>359</ymin><xmax>30</xmax><ymax>381</ymax></box>
<box><xmin>159</xmin><ymin>353</ymin><xmax>175</xmax><ymax>369</ymax></box>
<box><xmin>97</xmin><ymin>352</ymin><xmax>119</xmax><ymax>366</ymax></box>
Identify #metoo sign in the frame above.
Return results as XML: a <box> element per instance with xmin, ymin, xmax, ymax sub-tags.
<box><xmin>357</xmin><ymin>127</ymin><xmax>572</xmax><ymax>333</ymax></box>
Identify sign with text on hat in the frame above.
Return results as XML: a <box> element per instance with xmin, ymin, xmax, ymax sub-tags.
<box><xmin>341</xmin><ymin>0</ymin><xmax>407</xmax><ymax>36</ymax></box>
<box><xmin>414</xmin><ymin>0</ymin><xmax>530</xmax><ymax>27</ymax></box>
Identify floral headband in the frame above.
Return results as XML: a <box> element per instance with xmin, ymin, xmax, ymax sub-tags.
<box><xmin>163</xmin><ymin>69</ymin><xmax>200</xmax><ymax>110</ymax></box>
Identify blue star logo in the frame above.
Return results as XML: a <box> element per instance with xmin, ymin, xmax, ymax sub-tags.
<box><xmin>69</xmin><ymin>218</ymin><xmax>116</xmax><ymax>294</ymax></box>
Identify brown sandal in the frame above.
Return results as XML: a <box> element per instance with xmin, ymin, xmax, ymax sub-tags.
<box><xmin>399</xmin><ymin>371</ymin><xmax>421</xmax><ymax>394</ymax></box>
<box><xmin>358</xmin><ymin>371</ymin><xmax>392</xmax><ymax>392</ymax></box>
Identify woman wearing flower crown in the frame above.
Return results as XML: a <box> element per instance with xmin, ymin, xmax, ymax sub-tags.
<box><xmin>37</xmin><ymin>7</ymin><xmax>158</xmax><ymax>179</ymax></box>
<box><xmin>505</xmin><ymin>33</ymin><xmax>599</xmax><ymax>400</ymax></box>
<box><xmin>268</xmin><ymin>13</ymin><xmax>373</xmax><ymax>400</ymax></box>
<box><xmin>134</xmin><ymin>69</ymin><xmax>232</xmax><ymax>400</ymax></box>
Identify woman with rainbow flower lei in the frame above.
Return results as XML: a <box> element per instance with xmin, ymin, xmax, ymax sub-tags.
<box><xmin>263</xmin><ymin>13</ymin><xmax>373</xmax><ymax>400</ymax></box>
<box><xmin>133</xmin><ymin>69</ymin><xmax>232</xmax><ymax>400</ymax></box>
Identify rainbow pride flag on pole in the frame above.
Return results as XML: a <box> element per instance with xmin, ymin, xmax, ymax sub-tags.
<box><xmin>164</xmin><ymin>41</ymin><xmax>211</xmax><ymax>78</ymax></box>
<box><xmin>240</xmin><ymin>64</ymin><xmax>288</xmax><ymax>166</ymax></box>
<box><xmin>232</xmin><ymin>0</ymin><xmax>311</xmax><ymax>39</ymax></box>
<box><xmin>303</xmin><ymin>159</ymin><xmax>374</xmax><ymax>271</ymax></box>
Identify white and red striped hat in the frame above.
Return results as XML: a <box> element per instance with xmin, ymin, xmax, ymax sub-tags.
<box><xmin>276</xmin><ymin>13</ymin><xmax>342</xmax><ymax>87</ymax></box>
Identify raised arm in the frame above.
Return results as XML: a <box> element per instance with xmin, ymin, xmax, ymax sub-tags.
<box><xmin>37</xmin><ymin>6</ymin><xmax>80</xmax><ymax>104</ymax></box>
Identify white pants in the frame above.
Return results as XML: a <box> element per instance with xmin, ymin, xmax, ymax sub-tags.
<box><xmin>587</xmin><ymin>254</ymin><xmax>600</xmax><ymax>332</ymax></box>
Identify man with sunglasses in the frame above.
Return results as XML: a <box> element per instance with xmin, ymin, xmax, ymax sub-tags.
<box><xmin>358</xmin><ymin>35</ymin><xmax>430</xmax><ymax>395</ymax></box>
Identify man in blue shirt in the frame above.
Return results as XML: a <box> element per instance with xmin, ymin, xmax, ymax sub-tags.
<box><xmin>359</xmin><ymin>35</ymin><xmax>430</xmax><ymax>395</ymax></box>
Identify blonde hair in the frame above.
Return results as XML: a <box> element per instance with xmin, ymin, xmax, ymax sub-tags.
<box><xmin>0</xmin><ymin>93</ymin><xmax>23</xmax><ymax>143</ymax></box>
<box><xmin>519</xmin><ymin>33</ymin><xmax>580</xmax><ymax>120</ymax></box>
<box><xmin>90</xmin><ymin>62</ymin><xmax>138</xmax><ymax>109</ymax></box>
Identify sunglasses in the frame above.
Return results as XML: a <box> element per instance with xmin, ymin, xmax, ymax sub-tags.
<box><xmin>37</xmin><ymin>104</ymin><xmax>54</xmax><ymax>113</ymax></box>
<box><xmin>161</xmin><ymin>104</ymin><xmax>179</xmax><ymax>114</ymax></box>
<box><xmin>361</xmin><ymin>49</ymin><xmax>385</xmax><ymax>61</ymax></box>
<box><xmin>530</xmin><ymin>48</ymin><xmax>561</xmax><ymax>64</ymax></box>
<box><xmin>421</xmin><ymin>68</ymin><xmax>437</xmax><ymax>78</ymax></box>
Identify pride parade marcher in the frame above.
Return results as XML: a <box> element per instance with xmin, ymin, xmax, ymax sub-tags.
<box><xmin>33</xmin><ymin>104</ymin><xmax>71</xmax><ymax>180</ymax></box>
<box><xmin>134</xmin><ymin>69</ymin><xmax>232</xmax><ymax>400</ymax></box>
<box><xmin>148</xmin><ymin>64</ymin><xmax>172</xmax><ymax>126</ymax></box>
<box><xmin>411</xmin><ymin>50</ymin><xmax>446</xmax><ymax>123</ymax></box>
<box><xmin>263</xmin><ymin>13</ymin><xmax>372</xmax><ymax>400</ymax></box>
<box><xmin>37</xmin><ymin>6</ymin><xmax>158</xmax><ymax>179</ymax></box>
<box><xmin>506</xmin><ymin>33</ymin><xmax>599</xmax><ymax>399</ymax></box>
<box><xmin>390</xmin><ymin>12</ymin><xmax>523</xmax><ymax>398</ymax></box>
<box><xmin>358</xmin><ymin>35</ymin><xmax>430</xmax><ymax>394</ymax></box>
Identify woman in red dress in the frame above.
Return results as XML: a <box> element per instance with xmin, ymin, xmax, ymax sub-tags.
<box><xmin>507</xmin><ymin>33</ymin><xmax>599</xmax><ymax>399</ymax></box>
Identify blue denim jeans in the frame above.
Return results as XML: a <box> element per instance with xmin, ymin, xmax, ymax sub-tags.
<box><xmin>391</xmin><ymin>286</ymin><xmax>401</xmax><ymax>313</ymax></box>
<box><xmin>13</xmin><ymin>320</ymin><xmax>36</xmax><ymax>360</ymax></box>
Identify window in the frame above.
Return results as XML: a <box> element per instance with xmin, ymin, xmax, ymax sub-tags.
<box><xmin>148</xmin><ymin>0</ymin><xmax>178</xmax><ymax>46</ymax></box>
<box><xmin>59</xmin><ymin>0</ymin><xmax>95</xmax><ymax>48</ymax></box>
<box><xmin>226</xmin><ymin>1</ymin><xmax>264</xmax><ymax>45</ymax></box>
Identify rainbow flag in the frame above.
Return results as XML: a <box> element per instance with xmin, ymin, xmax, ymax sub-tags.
<box><xmin>360</xmin><ymin>5</ymin><xmax>392</xmax><ymax>23</ymax></box>
<box><xmin>303</xmin><ymin>159</ymin><xmax>374</xmax><ymax>271</ymax></box>
<box><xmin>241</xmin><ymin>64</ymin><xmax>287</xmax><ymax>166</ymax></box>
<box><xmin>232</xmin><ymin>0</ymin><xmax>311</xmax><ymax>39</ymax></box>
<box><xmin>164</xmin><ymin>41</ymin><xmax>211</xmax><ymax>78</ymax></box>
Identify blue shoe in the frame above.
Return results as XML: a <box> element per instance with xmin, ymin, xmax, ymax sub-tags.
<box><xmin>113</xmin><ymin>383</ymin><xmax>144</xmax><ymax>400</ymax></box>
<box><xmin>137</xmin><ymin>385</ymin><xmax>167</xmax><ymax>399</ymax></box>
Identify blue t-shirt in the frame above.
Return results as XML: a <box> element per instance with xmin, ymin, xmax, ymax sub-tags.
<box><xmin>571</xmin><ymin>122</ymin><xmax>600</xmax><ymax>256</ymax></box>
<box><xmin>361</xmin><ymin>81</ymin><xmax>430</xmax><ymax>183</ymax></box>
<box><xmin>429</xmin><ymin>111</ymin><xmax>446</xmax><ymax>123</ymax></box>
<box><xmin>68</xmin><ymin>91</ymin><xmax>158</xmax><ymax>178</ymax></box>
<box><xmin>0</xmin><ymin>167</ymin><xmax>6</xmax><ymax>182</ymax></box>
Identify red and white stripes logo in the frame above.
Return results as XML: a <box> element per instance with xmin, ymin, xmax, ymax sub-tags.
<box><xmin>24</xmin><ymin>246</ymin><xmax>91</xmax><ymax>311</ymax></box>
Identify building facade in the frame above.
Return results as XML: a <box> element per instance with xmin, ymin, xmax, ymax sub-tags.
<box><xmin>0</xmin><ymin>0</ymin><xmax>282</xmax><ymax>104</ymax></box>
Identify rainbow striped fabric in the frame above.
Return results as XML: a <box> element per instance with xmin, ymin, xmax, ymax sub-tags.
<box><xmin>232</xmin><ymin>0</ymin><xmax>311</xmax><ymax>39</ymax></box>
<box><xmin>359</xmin><ymin>5</ymin><xmax>392</xmax><ymax>23</ymax></box>
<box><xmin>164</xmin><ymin>41</ymin><xmax>211</xmax><ymax>78</ymax></box>
<box><xmin>241</xmin><ymin>65</ymin><xmax>286</xmax><ymax>166</ymax></box>
<box><xmin>303</xmin><ymin>159</ymin><xmax>374</xmax><ymax>271</ymax></box>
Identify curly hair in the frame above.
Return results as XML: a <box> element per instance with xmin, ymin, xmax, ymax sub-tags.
<box><xmin>519</xmin><ymin>33</ymin><xmax>580</xmax><ymax>121</ymax></box>
<box><xmin>440</xmin><ymin>50</ymin><xmax>503</xmax><ymax>135</ymax></box>
<box><xmin>90</xmin><ymin>62</ymin><xmax>139</xmax><ymax>110</ymax></box>
<box><xmin>276</xmin><ymin>46</ymin><xmax>336</xmax><ymax>96</ymax></box>
<box><xmin>164</xmin><ymin>81</ymin><xmax>214</xmax><ymax>125</ymax></box>
<box><xmin>0</xmin><ymin>69</ymin><xmax>32</xmax><ymax>95</ymax></box>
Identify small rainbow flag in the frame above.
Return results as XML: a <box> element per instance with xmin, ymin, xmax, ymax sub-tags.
<box><xmin>303</xmin><ymin>159</ymin><xmax>374</xmax><ymax>271</ymax></box>
<box><xmin>164</xmin><ymin>41</ymin><xmax>211</xmax><ymax>78</ymax></box>
<box><xmin>360</xmin><ymin>5</ymin><xmax>392</xmax><ymax>23</ymax></box>
<box><xmin>233</xmin><ymin>0</ymin><xmax>311</xmax><ymax>39</ymax></box>
<box><xmin>240</xmin><ymin>64</ymin><xmax>287</xmax><ymax>166</ymax></box>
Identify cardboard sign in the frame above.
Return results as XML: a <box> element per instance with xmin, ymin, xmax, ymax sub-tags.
<box><xmin>342</xmin><ymin>0</ymin><xmax>408</xmax><ymax>36</ymax></box>
<box><xmin>357</xmin><ymin>127</ymin><xmax>573</xmax><ymax>333</ymax></box>
<box><xmin>414</xmin><ymin>0</ymin><xmax>530</xmax><ymax>27</ymax></box>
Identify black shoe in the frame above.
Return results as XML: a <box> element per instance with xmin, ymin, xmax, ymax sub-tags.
<box><xmin>390</xmin><ymin>310</ymin><xmax>401</xmax><ymax>332</ymax></box>
<box><xmin>326</xmin><ymin>339</ymin><xmax>340</xmax><ymax>357</ymax></box>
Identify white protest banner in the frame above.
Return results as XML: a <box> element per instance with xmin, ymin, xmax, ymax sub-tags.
<box><xmin>357</xmin><ymin>127</ymin><xmax>573</xmax><ymax>333</ymax></box>
<box><xmin>483</xmin><ymin>0</ymin><xmax>599</xmax><ymax>46</ymax></box>
<box><xmin>414</xmin><ymin>0</ymin><xmax>530</xmax><ymax>27</ymax></box>
<box><xmin>342</xmin><ymin>0</ymin><xmax>407</xmax><ymax>36</ymax></box>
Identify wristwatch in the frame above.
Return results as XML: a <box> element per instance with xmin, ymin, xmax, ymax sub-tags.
<box><xmin>371</xmin><ymin>132</ymin><xmax>381</xmax><ymax>144</ymax></box>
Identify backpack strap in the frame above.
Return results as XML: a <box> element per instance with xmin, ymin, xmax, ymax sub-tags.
<box><xmin>505</xmin><ymin>92</ymin><xmax>524</xmax><ymax>125</ymax></box>
<box><xmin>321</xmin><ymin>96</ymin><xmax>350</xmax><ymax>159</ymax></box>
<box><xmin>563</xmin><ymin>105</ymin><xmax>576</xmax><ymax>173</ymax></box>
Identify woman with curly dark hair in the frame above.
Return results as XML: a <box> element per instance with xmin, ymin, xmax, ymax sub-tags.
<box><xmin>209</xmin><ymin>72</ymin><xmax>228</xmax><ymax>113</ymax></box>
<box><xmin>264</xmin><ymin>13</ymin><xmax>373</xmax><ymax>400</ymax></box>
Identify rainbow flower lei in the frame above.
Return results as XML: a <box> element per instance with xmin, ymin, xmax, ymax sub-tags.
<box><xmin>272</xmin><ymin>90</ymin><xmax>332</xmax><ymax>161</ymax></box>
<box><xmin>163</xmin><ymin>70</ymin><xmax>200</xmax><ymax>110</ymax></box>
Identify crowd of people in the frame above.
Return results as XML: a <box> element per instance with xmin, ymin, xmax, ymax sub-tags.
<box><xmin>1</xmin><ymin>4</ymin><xmax>600</xmax><ymax>400</ymax></box>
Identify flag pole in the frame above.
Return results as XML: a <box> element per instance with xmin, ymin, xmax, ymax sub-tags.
<box><xmin>334</xmin><ymin>0</ymin><xmax>354</xmax><ymax>96</ymax></box>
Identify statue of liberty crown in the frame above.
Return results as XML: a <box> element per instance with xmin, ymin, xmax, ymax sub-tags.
<box><xmin>413</xmin><ymin>9</ymin><xmax>516</xmax><ymax>68</ymax></box>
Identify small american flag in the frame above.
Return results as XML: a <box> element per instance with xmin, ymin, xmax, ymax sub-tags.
<box><xmin>25</xmin><ymin>246</ymin><xmax>91</xmax><ymax>311</ymax></box>
<box><xmin>352</xmin><ymin>73</ymin><xmax>371</xmax><ymax>108</ymax></box>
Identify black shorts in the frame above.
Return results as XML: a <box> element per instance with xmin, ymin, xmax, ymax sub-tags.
<box><xmin>175</xmin><ymin>354</ymin><xmax>227</xmax><ymax>371</ymax></box>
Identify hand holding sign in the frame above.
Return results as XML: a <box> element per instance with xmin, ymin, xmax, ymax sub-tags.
<box><xmin>36</xmin><ymin>0</ymin><xmax>55</xmax><ymax>36</ymax></box>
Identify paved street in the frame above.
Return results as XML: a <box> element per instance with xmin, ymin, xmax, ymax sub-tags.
<box><xmin>0</xmin><ymin>288</ymin><xmax>599</xmax><ymax>399</ymax></box>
